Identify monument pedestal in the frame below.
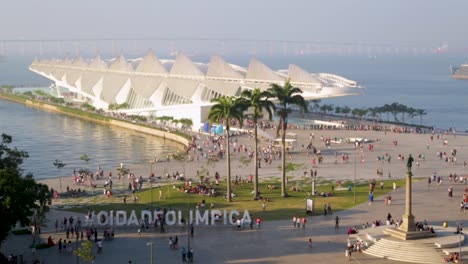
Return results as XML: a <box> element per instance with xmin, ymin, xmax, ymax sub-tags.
<box><xmin>400</xmin><ymin>214</ymin><xmax>415</xmax><ymax>232</ymax></box>
<box><xmin>385</xmin><ymin>227</ymin><xmax>435</xmax><ymax>240</ymax></box>
<box><xmin>386</xmin><ymin>213</ymin><xmax>435</xmax><ymax>240</ymax></box>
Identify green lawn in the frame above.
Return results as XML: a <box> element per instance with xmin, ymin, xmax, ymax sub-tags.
<box><xmin>62</xmin><ymin>177</ymin><xmax>411</xmax><ymax>221</ymax></box>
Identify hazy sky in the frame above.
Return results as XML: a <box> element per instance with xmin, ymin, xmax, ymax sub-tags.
<box><xmin>1</xmin><ymin>0</ymin><xmax>467</xmax><ymax>48</ymax></box>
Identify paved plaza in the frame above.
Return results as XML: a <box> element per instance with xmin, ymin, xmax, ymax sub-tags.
<box><xmin>2</xmin><ymin>128</ymin><xmax>468</xmax><ymax>263</ymax></box>
<box><xmin>3</xmin><ymin>177</ymin><xmax>466</xmax><ymax>263</ymax></box>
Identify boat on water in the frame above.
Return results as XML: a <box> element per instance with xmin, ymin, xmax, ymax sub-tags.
<box><xmin>451</xmin><ymin>64</ymin><xmax>468</xmax><ymax>79</ymax></box>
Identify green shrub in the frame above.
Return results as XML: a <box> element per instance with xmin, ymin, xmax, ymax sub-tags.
<box><xmin>35</xmin><ymin>243</ymin><xmax>50</xmax><ymax>249</ymax></box>
<box><xmin>12</xmin><ymin>229</ymin><xmax>32</xmax><ymax>235</ymax></box>
<box><xmin>81</xmin><ymin>103</ymin><xmax>96</xmax><ymax>111</ymax></box>
<box><xmin>50</xmin><ymin>97</ymin><xmax>65</xmax><ymax>104</ymax></box>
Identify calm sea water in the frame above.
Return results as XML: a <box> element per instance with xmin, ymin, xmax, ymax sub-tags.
<box><xmin>251</xmin><ymin>54</ymin><xmax>468</xmax><ymax>131</ymax></box>
<box><xmin>0</xmin><ymin>53</ymin><xmax>467</xmax><ymax>178</ymax></box>
<box><xmin>0</xmin><ymin>99</ymin><xmax>182</xmax><ymax>179</ymax></box>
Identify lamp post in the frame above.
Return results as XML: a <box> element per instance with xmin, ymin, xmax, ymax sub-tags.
<box><xmin>311</xmin><ymin>168</ymin><xmax>316</xmax><ymax>196</ymax></box>
<box><xmin>150</xmin><ymin>159</ymin><xmax>155</xmax><ymax>211</ymax></box>
<box><xmin>185</xmin><ymin>159</ymin><xmax>193</xmax><ymax>262</ymax></box>
<box><xmin>187</xmin><ymin>191</ymin><xmax>191</xmax><ymax>249</ymax></box>
<box><xmin>354</xmin><ymin>142</ymin><xmax>358</xmax><ymax>204</ymax></box>
<box><xmin>457</xmin><ymin>222</ymin><xmax>464</xmax><ymax>262</ymax></box>
<box><xmin>146</xmin><ymin>242</ymin><xmax>154</xmax><ymax>264</ymax></box>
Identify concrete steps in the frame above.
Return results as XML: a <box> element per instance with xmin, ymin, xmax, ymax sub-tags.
<box><xmin>363</xmin><ymin>238</ymin><xmax>445</xmax><ymax>264</ymax></box>
<box><xmin>443</xmin><ymin>245</ymin><xmax>468</xmax><ymax>257</ymax></box>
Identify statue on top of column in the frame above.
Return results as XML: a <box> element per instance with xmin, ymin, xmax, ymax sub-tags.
<box><xmin>406</xmin><ymin>154</ymin><xmax>414</xmax><ymax>173</ymax></box>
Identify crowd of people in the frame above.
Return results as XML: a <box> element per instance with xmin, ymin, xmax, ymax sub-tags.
<box><xmin>28</xmin><ymin>111</ymin><xmax>468</xmax><ymax>263</ymax></box>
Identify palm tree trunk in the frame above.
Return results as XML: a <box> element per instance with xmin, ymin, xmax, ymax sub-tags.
<box><xmin>226</xmin><ymin>122</ymin><xmax>232</xmax><ymax>202</ymax></box>
<box><xmin>254</xmin><ymin>119</ymin><xmax>259</xmax><ymax>198</ymax></box>
<box><xmin>281</xmin><ymin>117</ymin><xmax>287</xmax><ymax>197</ymax></box>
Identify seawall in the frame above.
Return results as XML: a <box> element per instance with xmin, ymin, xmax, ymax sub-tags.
<box><xmin>0</xmin><ymin>93</ymin><xmax>190</xmax><ymax>147</ymax></box>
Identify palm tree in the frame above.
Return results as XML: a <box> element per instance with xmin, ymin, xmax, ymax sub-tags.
<box><xmin>241</xmin><ymin>88</ymin><xmax>275</xmax><ymax>198</ymax></box>
<box><xmin>367</xmin><ymin>107</ymin><xmax>379</xmax><ymax>121</ymax></box>
<box><xmin>179</xmin><ymin>118</ymin><xmax>193</xmax><ymax>130</ymax></box>
<box><xmin>341</xmin><ymin>106</ymin><xmax>351</xmax><ymax>117</ymax></box>
<box><xmin>308</xmin><ymin>99</ymin><xmax>321</xmax><ymax>113</ymax></box>
<box><xmin>389</xmin><ymin>102</ymin><xmax>400</xmax><ymax>122</ymax></box>
<box><xmin>406</xmin><ymin>107</ymin><xmax>417</xmax><ymax>125</ymax></box>
<box><xmin>319</xmin><ymin>104</ymin><xmax>328</xmax><ymax>115</ymax></box>
<box><xmin>382</xmin><ymin>104</ymin><xmax>391</xmax><ymax>122</ymax></box>
<box><xmin>207</xmin><ymin>96</ymin><xmax>247</xmax><ymax>202</ymax></box>
<box><xmin>357</xmin><ymin>108</ymin><xmax>369</xmax><ymax>119</ymax></box>
<box><xmin>268</xmin><ymin>80</ymin><xmax>307</xmax><ymax>197</ymax></box>
<box><xmin>415</xmin><ymin>109</ymin><xmax>427</xmax><ymax>126</ymax></box>
<box><xmin>375</xmin><ymin>106</ymin><xmax>384</xmax><ymax>121</ymax></box>
<box><xmin>398</xmin><ymin>104</ymin><xmax>409</xmax><ymax>124</ymax></box>
<box><xmin>334</xmin><ymin>106</ymin><xmax>342</xmax><ymax>115</ymax></box>
<box><xmin>326</xmin><ymin>104</ymin><xmax>335</xmax><ymax>114</ymax></box>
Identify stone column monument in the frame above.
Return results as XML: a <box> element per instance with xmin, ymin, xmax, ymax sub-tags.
<box><xmin>398</xmin><ymin>171</ymin><xmax>416</xmax><ymax>232</ymax></box>
<box><xmin>385</xmin><ymin>154</ymin><xmax>434</xmax><ymax>240</ymax></box>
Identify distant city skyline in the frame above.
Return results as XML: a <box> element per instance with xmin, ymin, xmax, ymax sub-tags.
<box><xmin>0</xmin><ymin>37</ymin><xmax>461</xmax><ymax>58</ymax></box>
<box><xmin>1</xmin><ymin>0</ymin><xmax>467</xmax><ymax>56</ymax></box>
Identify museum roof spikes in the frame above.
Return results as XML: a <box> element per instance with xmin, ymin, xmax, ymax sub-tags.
<box><xmin>136</xmin><ymin>51</ymin><xmax>167</xmax><ymax>74</ymax></box>
<box><xmin>59</xmin><ymin>57</ymin><xmax>72</xmax><ymax>66</ymax></box>
<box><xmin>288</xmin><ymin>64</ymin><xmax>322</xmax><ymax>85</ymax></box>
<box><xmin>207</xmin><ymin>55</ymin><xmax>245</xmax><ymax>79</ymax></box>
<box><xmin>88</xmin><ymin>55</ymin><xmax>107</xmax><ymax>69</ymax></box>
<box><xmin>131</xmin><ymin>76</ymin><xmax>163</xmax><ymax>99</ymax></box>
<box><xmin>170</xmin><ymin>53</ymin><xmax>204</xmax><ymax>77</ymax></box>
<box><xmin>109</xmin><ymin>54</ymin><xmax>133</xmax><ymax>72</ymax></box>
<box><xmin>246</xmin><ymin>58</ymin><xmax>284</xmax><ymax>82</ymax></box>
<box><xmin>72</xmin><ymin>56</ymin><xmax>88</xmax><ymax>67</ymax></box>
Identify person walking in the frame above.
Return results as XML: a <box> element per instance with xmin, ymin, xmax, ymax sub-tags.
<box><xmin>187</xmin><ymin>248</ymin><xmax>194</xmax><ymax>263</ymax></box>
<box><xmin>345</xmin><ymin>248</ymin><xmax>351</xmax><ymax>261</ymax></box>
<box><xmin>335</xmin><ymin>216</ymin><xmax>340</xmax><ymax>230</ymax></box>
<box><xmin>308</xmin><ymin>238</ymin><xmax>313</xmax><ymax>248</ymax></box>
<box><xmin>97</xmin><ymin>240</ymin><xmax>103</xmax><ymax>254</ymax></box>
<box><xmin>181</xmin><ymin>247</ymin><xmax>187</xmax><ymax>263</ymax></box>
<box><xmin>174</xmin><ymin>236</ymin><xmax>179</xmax><ymax>249</ymax></box>
<box><xmin>58</xmin><ymin>238</ymin><xmax>62</xmax><ymax>254</ymax></box>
